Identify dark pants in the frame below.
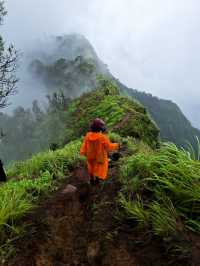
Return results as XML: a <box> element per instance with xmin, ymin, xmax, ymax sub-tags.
<box><xmin>90</xmin><ymin>175</ymin><xmax>101</xmax><ymax>186</ymax></box>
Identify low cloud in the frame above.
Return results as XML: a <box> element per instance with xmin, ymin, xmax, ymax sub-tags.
<box><xmin>2</xmin><ymin>0</ymin><xmax>200</xmax><ymax>127</ymax></box>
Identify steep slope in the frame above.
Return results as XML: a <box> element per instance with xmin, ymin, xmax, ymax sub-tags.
<box><xmin>1</xmin><ymin>86</ymin><xmax>200</xmax><ymax>266</ymax></box>
<box><xmin>29</xmin><ymin>34</ymin><xmax>105</xmax><ymax>66</ymax></box>
<box><xmin>119</xmin><ymin>84</ymin><xmax>200</xmax><ymax>148</ymax></box>
<box><xmin>28</xmin><ymin>34</ymin><xmax>200</xmax><ymax>148</ymax></box>
<box><xmin>64</xmin><ymin>80</ymin><xmax>159</xmax><ymax>148</ymax></box>
<box><xmin>0</xmin><ymin>80</ymin><xmax>159</xmax><ymax>165</ymax></box>
<box><xmin>0</xmin><ymin>34</ymin><xmax>199</xmax><ymax>165</ymax></box>
<box><xmin>29</xmin><ymin>34</ymin><xmax>110</xmax><ymax>97</ymax></box>
<box><xmin>0</xmin><ymin>87</ymin><xmax>159</xmax><ymax>264</ymax></box>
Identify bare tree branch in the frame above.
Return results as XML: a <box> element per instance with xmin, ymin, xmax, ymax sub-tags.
<box><xmin>0</xmin><ymin>1</ymin><xmax>18</xmax><ymax>109</ymax></box>
<box><xmin>0</xmin><ymin>1</ymin><xmax>7</xmax><ymax>25</ymax></box>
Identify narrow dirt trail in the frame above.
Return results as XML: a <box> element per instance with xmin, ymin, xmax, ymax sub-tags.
<box><xmin>5</xmin><ymin>164</ymin><xmax>138</xmax><ymax>266</ymax></box>
<box><xmin>4</xmin><ymin>162</ymin><xmax>194</xmax><ymax>266</ymax></box>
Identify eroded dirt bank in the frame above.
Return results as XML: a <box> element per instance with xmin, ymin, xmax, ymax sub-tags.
<box><xmin>4</xmin><ymin>164</ymin><xmax>138</xmax><ymax>266</ymax></box>
<box><xmin>8</xmin><ymin>182</ymin><xmax>86</xmax><ymax>266</ymax></box>
<box><xmin>4</xmin><ymin>165</ymin><xmax>199</xmax><ymax>266</ymax></box>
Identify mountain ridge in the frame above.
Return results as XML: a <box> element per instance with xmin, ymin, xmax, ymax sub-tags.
<box><xmin>0</xmin><ymin>33</ymin><xmax>199</xmax><ymax>165</ymax></box>
<box><xmin>2</xmin><ymin>84</ymin><xmax>200</xmax><ymax>265</ymax></box>
<box><xmin>28</xmin><ymin>33</ymin><xmax>200</xmax><ymax>148</ymax></box>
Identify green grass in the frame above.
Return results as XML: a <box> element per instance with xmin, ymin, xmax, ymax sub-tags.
<box><xmin>0</xmin><ymin>170</ymin><xmax>54</xmax><ymax>259</ymax></box>
<box><xmin>0</xmin><ymin>139</ymin><xmax>83</xmax><ymax>260</ymax></box>
<box><xmin>150</xmin><ymin>197</ymin><xmax>179</xmax><ymax>237</ymax></box>
<box><xmin>118</xmin><ymin>142</ymin><xmax>200</xmax><ymax>239</ymax></box>
<box><xmin>7</xmin><ymin>139</ymin><xmax>83</xmax><ymax>178</ymax></box>
<box><xmin>185</xmin><ymin>136</ymin><xmax>200</xmax><ymax>160</ymax></box>
<box><xmin>64</xmin><ymin>79</ymin><xmax>159</xmax><ymax>148</ymax></box>
<box><xmin>1</xmin><ymin>77</ymin><xmax>199</xmax><ymax>262</ymax></box>
<box><xmin>118</xmin><ymin>193</ymin><xmax>149</xmax><ymax>228</ymax></box>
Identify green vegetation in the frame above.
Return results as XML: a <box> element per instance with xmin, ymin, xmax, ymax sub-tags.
<box><xmin>0</xmin><ymin>170</ymin><xmax>53</xmax><ymax>254</ymax></box>
<box><xmin>0</xmin><ymin>80</ymin><xmax>159</xmax><ymax>165</ymax></box>
<box><xmin>0</xmin><ymin>1</ymin><xmax>18</xmax><ymax>109</ymax></box>
<box><xmin>0</xmin><ymin>139</ymin><xmax>82</xmax><ymax>258</ymax></box>
<box><xmin>121</xmin><ymin>85</ymin><xmax>200</xmax><ymax>150</ymax></box>
<box><xmin>65</xmin><ymin>79</ymin><xmax>159</xmax><ymax>148</ymax></box>
<box><xmin>28</xmin><ymin>34</ymin><xmax>200</xmax><ymax>151</ymax></box>
<box><xmin>118</xmin><ymin>142</ymin><xmax>200</xmax><ymax>241</ymax></box>
<box><xmin>0</xmin><ymin>76</ymin><xmax>199</xmax><ymax>263</ymax></box>
<box><xmin>30</xmin><ymin>56</ymin><xmax>97</xmax><ymax>98</ymax></box>
<box><xmin>1</xmin><ymin>30</ymin><xmax>199</xmax><ymax>164</ymax></box>
<box><xmin>118</xmin><ymin>194</ymin><xmax>149</xmax><ymax>228</ymax></box>
<box><xmin>7</xmin><ymin>138</ymin><xmax>82</xmax><ymax>178</ymax></box>
<box><xmin>0</xmin><ymin>93</ymin><xmax>70</xmax><ymax>165</ymax></box>
<box><xmin>0</xmin><ymin>18</ymin><xmax>199</xmax><ymax>264</ymax></box>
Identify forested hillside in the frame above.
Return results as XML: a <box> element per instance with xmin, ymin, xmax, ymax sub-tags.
<box><xmin>29</xmin><ymin>34</ymin><xmax>110</xmax><ymax>97</ymax></box>
<box><xmin>119</xmin><ymin>83</ymin><xmax>200</xmax><ymax>148</ymax></box>
<box><xmin>0</xmin><ymin>80</ymin><xmax>159</xmax><ymax>164</ymax></box>
<box><xmin>1</xmin><ymin>2</ymin><xmax>200</xmax><ymax>265</ymax></box>
<box><xmin>1</xmin><ymin>84</ymin><xmax>200</xmax><ymax>266</ymax></box>
<box><xmin>1</xmin><ymin>34</ymin><xmax>200</xmax><ymax>165</ymax></box>
<box><xmin>29</xmin><ymin>34</ymin><xmax>200</xmax><ymax>147</ymax></box>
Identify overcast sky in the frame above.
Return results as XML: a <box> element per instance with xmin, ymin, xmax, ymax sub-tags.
<box><xmin>2</xmin><ymin>0</ymin><xmax>200</xmax><ymax>127</ymax></box>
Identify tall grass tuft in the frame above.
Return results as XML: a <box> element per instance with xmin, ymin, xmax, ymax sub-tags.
<box><xmin>150</xmin><ymin>196</ymin><xmax>179</xmax><ymax>237</ymax></box>
<box><xmin>185</xmin><ymin>136</ymin><xmax>200</xmax><ymax>161</ymax></box>
<box><xmin>118</xmin><ymin>193</ymin><xmax>149</xmax><ymax>228</ymax></box>
<box><xmin>118</xmin><ymin>142</ymin><xmax>200</xmax><ymax>238</ymax></box>
<box><xmin>0</xmin><ymin>170</ymin><xmax>54</xmax><ymax>258</ymax></box>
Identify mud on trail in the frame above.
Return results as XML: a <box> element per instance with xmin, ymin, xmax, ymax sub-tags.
<box><xmin>4</xmin><ymin>163</ymin><xmax>135</xmax><ymax>266</ymax></box>
<box><xmin>3</xmin><ymin>163</ymin><xmax>199</xmax><ymax>266</ymax></box>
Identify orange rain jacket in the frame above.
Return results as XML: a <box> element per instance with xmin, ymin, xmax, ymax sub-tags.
<box><xmin>80</xmin><ymin>132</ymin><xmax>119</xmax><ymax>180</ymax></box>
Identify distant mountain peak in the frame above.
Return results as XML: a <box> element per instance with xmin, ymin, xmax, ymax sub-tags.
<box><xmin>27</xmin><ymin>33</ymin><xmax>200</xmax><ymax>148</ymax></box>
<box><xmin>53</xmin><ymin>33</ymin><xmax>98</xmax><ymax>61</ymax></box>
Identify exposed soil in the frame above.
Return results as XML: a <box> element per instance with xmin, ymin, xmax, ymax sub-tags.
<box><xmin>3</xmin><ymin>161</ymin><xmax>200</xmax><ymax>266</ymax></box>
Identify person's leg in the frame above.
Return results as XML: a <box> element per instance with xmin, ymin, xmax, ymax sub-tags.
<box><xmin>87</xmin><ymin>161</ymin><xmax>95</xmax><ymax>185</ymax></box>
<box><xmin>90</xmin><ymin>175</ymin><xmax>101</xmax><ymax>186</ymax></box>
<box><xmin>90</xmin><ymin>175</ymin><xmax>96</xmax><ymax>185</ymax></box>
<box><xmin>94</xmin><ymin>177</ymin><xmax>100</xmax><ymax>186</ymax></box>
<box><xmin>95</xmin><ymin>177</ymin><xmax>106</xmax><ymax>188</ymax></box>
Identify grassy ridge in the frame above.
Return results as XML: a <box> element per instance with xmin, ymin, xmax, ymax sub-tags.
<box><xmin>1</xmin><ymin>79</ymin><xmax>200</xmax><ymax>263</ymax></box>
<box><xmin>65</xmin><ymin>80</ymin><xmax>159</xmax><ymax>148</ymax></box>
<box><xmin>0</xmin><ymin>139</ymin><xmax>82</xmax><ymax>259</ymax></box>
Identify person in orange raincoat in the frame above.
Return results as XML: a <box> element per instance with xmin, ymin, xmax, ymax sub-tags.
<box><xmin>80</xmin><ymin>118</ymin><xmax>119</xmax><ymax>185</ymax></box>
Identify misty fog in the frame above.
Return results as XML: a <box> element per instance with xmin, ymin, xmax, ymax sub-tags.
<box><xmin>2</xmin><ymin>0</ymin><xmax>200</xmax><ymax>128</ymax></box>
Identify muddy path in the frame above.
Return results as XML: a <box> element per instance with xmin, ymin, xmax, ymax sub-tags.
<box><xmin>4</xmin><ymin>163</ymin><xmax>137</xmax><ymax>266</ymax></box>
<box><xmin>3</xmin><ymin>162</ymin><xmax>199</xmax><ymax>266</ymax></box>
